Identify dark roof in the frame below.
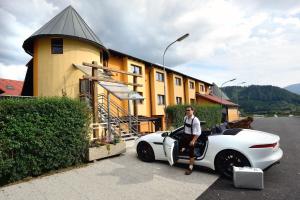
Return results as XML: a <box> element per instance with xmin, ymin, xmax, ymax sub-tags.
<box><xmin>212</xmin><ymin>83</ymin><xmax>230</xmax><ymax>99</ymax></box>
<box><xmin>23</xmin><ymin>5</ymin><xmax>108</xmax><ymax>56</ymax></box>
<box><xmin>0</xmin><ymin>78</ymin><xmax>24</xmax><ymax>96</ymax></box>
<box><xmin>196</xmin><ymin>93</ymin><xmax>238</xmax><ymax>107</ymax></box>
<box><xmin>109</xmin><ymin>49</ymin><xmax>213</xmax><ymax>86</ymax></box>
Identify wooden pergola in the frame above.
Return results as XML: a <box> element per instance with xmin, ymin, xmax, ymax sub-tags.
<box><xmin>73</xmin><ymin>61</ymin><xmax>143</xmax><ymax>140</ymax></box>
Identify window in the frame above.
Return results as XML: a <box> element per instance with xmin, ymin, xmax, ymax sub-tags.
<box><xmin>200</xmin><ymin>85</ymin><xmax>204</xmax><ymax>92</ymax></box>
<box><xmin>176</xmin><ymin>97</ymin><xmax>182</xmax><ymax>104</ymax></box>
<box><xmin>131</xmin><ymin>64</ymin><xmax>142</xmax><ymax>75</ymax></box>
<box><xmin>80</xmin><ymin>79</ymin><xmax>91</xmax><ymax>95</ymax></box>
<box><xmin>175</xmin><ymin>77</ymin><xmax>181</xmax><ymax>86</ymax></box>
<box><xmin>157</xmin><ymin>95</ymin><xmax>165</xmax><ymax>105</ymax></box>
<box><xmin>156</xmin><ymin>72</ymin><xmax>164</xmax><ymax>81</ymax></box>
<box><xmin>190</xmin><ymin>98</ymin><xmax>195</xmax><ymax>104</ymax></box>
<box><xmin>51</xmin><ymin>38</ymin><xmax>63</xmax><ymax>54</ymax></box>
<box><xmin>79</xmin><ymin>79</ymin><xmax>92</xmax><ymax>106</ymax></box>
<box><xmin>6</xmin><ymin>85</ymin><xmax>14</xmax><ymax>90</ymax></box>
<box><xmin>189</xmin><ymin>81</ymin><xmax>194</xmax><ymax>89</ymax></box>
<box><xmin>137</xmin><ymin>92</ymin><xmax>144</xmax><ymax>104</ymax></box>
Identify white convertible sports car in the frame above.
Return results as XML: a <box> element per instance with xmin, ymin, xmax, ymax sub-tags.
<box><xmin>135</xmin><ymin>125</ymin><xmax>283</xmax><ymax>178</ymax></box>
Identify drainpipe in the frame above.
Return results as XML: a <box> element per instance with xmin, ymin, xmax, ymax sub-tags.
<box><xmin>149</xmin><ymin>64</ymin><xmax>153</xmax><ymax>116</ymax></box>
<box><xmin>183</xmin><ymin>79</ymin><xmax>187</xmax><ymax>104</ymax></box>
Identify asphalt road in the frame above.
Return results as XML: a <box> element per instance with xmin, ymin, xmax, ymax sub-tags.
<box><xmin>197</xmin><ymin>117</ymin><xmax>300</xmax><ymax>200</ymax></box>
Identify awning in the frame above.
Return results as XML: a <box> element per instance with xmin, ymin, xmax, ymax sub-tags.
<box><xmin>73</xmin><ymin>64</ymin><xmax>144</xmax><ymax>100</ymax></box>
<box><xmin>98</xmin><ymin>81</ymin><xmax>144</xmax><ymax>100</ymax></box>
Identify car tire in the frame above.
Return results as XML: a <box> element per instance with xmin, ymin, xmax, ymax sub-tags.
<box><xmin>137</xmin><ymin>142</ymin><xmax>155</xmax><ymax>162</ymax></box>
<box><xmin>215</xmin><ymin>150</ymin><xmax>251</xmax><ymax>179</ymax></box>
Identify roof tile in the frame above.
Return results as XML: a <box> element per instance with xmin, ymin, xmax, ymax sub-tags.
<box><xmin>0</xmin><ymin>78</ymin><xmax>24</xmax><ymax>96</ymax></box>
<box><xmin>196</xmin><ymin>93</ymin><xmax>238</xmax><ymax>106</ymax></box>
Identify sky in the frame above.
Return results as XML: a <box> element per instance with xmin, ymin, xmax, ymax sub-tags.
<box><xmin>0</xmin><ymin>0</ymin><xmax>300</xmax><ymax>87</ymax></box>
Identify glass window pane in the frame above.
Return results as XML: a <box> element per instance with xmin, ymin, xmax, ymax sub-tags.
<box><xmin>156</xmin><ymin>72</ymin><xmax>164</xmax><ymax>81</ymax></box>
<box><xmin>51</xmin><ymin>38</ymin><xmax>63</xmax><ymax>54</ymax></box>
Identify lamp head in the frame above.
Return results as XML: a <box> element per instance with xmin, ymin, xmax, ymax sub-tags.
<box><xmin>176</xmin><ymin>33</ymin><xmax>189</xmax><ymax>42</ymax></box>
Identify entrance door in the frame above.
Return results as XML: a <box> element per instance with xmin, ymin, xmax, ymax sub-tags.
<box><xmin>154</xmin><ymin>116</ymin><xmax>162</xmax><ymax>131</ymax></box>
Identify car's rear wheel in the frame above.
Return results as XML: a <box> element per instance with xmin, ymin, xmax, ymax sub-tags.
<box><xmin>215</xmin><ymin>150</ymin><xmax>251</xmax><ymax>179</ymax></box>
<box><xmin>137</xmin><ymin>142</ymin><xmax>155</xmax><ymax>162</ymax></box>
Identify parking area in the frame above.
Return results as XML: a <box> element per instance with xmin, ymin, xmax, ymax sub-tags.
<box><xmin>197</xmin><ymin>117</ymin><xmax>300</xmax><ymax>200</ymax></box>
<box><xmin>1</xmin><ymin>117</ymin><xmax>298</xmax><ymax>200</ymax></box>
<box><xmin>0</xmin><ymin>140</ymin><xmax>218</xmax><ymax>200</ymax></box>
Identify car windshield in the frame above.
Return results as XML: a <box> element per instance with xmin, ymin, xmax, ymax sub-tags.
<box><xmin>169</xmin><ymin>126</ymin><xmax>184</xmax><ymax>137</ymax></box>
<box><xmin>169</xmin><ymin>122</ymin><xmax>229</xmax><ymax>136</ymax></box>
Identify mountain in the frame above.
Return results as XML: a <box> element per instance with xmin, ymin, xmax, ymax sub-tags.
<box><xmin>285</xmin><ymin>83</ymin><xmax>300</xmax><ymax>95</ymax></box>
<box><xmin>222</xmin><ymin>85</ymin><xmax>300</xmax><ymax>115</ymax></box>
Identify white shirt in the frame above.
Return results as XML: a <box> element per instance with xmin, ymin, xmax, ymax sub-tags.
<box><xmin>184</xmin><ymin>115</ymin><xmax>201</xmax><ymax>136</ymax></box>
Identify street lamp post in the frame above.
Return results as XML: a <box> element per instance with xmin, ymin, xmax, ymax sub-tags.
<box><xmin>162</xmin><ymin>33</ymin><xmax>189</xmax><ymax>129</ymax></box>
<box><xmin>220</xmin><ymin>78</ymin><xmax>236</xmax><ymax>123</ymax></box>
<box><xmin>236</xmin><ymin>81</ymin><xmax>246</xmax><ymax>119</ymax></box>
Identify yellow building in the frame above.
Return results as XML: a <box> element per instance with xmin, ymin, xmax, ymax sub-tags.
<box><xmin>22</xmin><ymin>6</ymin><xmax>108</xmax><ymax>98</ymax></box>
<box><xmin>22</xmin><ymin>6</ymin><xmax>239</xmax><ymax>136</ymax></box>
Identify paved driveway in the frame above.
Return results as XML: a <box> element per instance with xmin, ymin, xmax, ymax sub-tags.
<box><xmin>0</xmin><ymin>141</ymin><xmax>218</xmax><ymax>200</ymax></box>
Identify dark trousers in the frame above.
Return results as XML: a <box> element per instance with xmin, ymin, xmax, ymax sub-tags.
<box><xmin>179</xmin><ymin>134</ymin><xmax>195</xmax><ymax>158</ymax></box>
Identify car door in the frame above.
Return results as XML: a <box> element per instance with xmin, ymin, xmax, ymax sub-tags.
<box><xmin>163</xmin><ymin>136</ymin><xmax>176</xmax><ymax>166</ymax></box>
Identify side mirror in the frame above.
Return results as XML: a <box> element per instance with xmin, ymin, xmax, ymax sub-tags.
<box><xmin>162</xmin><ymin>132</ymin><xmax>169</xmax><ymax>137</ymax></box>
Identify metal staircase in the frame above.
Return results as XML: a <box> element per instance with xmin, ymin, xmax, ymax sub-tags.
<box><xmin>98</xmin><ymin>94</ymin><xmax>140</xmax><ymax>141</ymax></box>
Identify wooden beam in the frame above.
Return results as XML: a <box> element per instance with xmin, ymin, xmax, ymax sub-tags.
<box><xmin>82</xmin><ymin>62</ymin><xmax>142</xmax><ymax>77</ymax></box>
<box><xmin>91</xmin><ymin>61</ymin><xmax>99</xmax><ymax>139</ymax></box>
<box><xmin>83</xmin><ymin>75</ymin><xmax>143</xmax><ymax>87</ymax></box>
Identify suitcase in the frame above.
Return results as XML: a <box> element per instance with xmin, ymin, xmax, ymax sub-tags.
<box><xmin>233</xmin><ymin>166</ymin><xmax>264</xmax><ymax>189</ymax></box>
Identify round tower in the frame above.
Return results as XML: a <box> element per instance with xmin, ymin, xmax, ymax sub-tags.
<box><xmin>22</xmin><ymin>5</ymin><xmax>108</xmax><ymax>98</ymax></box>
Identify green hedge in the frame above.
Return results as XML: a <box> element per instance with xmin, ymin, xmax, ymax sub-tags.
<box><xmin>166</xmin><ymin>104</ymin><xmax>221</xmax><ymax>129</ymax></box>
<box><xmin>0</xmin><ymin>97</ymin><xmax>90</xmax><ymax>185</ymax></box>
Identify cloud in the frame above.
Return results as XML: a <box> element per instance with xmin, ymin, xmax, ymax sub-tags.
<box><xmin>0</xmin><ymin>0</ymin><xmax>300</xmax><ymax>87</ymax></box>
<box><xmin>0</xmin><ymin>62</ymin><xmax>27</xmax><ymax>81</ymax></box>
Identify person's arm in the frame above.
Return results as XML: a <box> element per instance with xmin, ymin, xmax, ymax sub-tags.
<box><xmin>190</xmin><ymin>135</ymin><xmax>199</xmax><ymax>146</ymax></box>
<box><xmin>190</xmin><ymin>119</ymin><xmax>201</xmax><ymax>146</ymax></box>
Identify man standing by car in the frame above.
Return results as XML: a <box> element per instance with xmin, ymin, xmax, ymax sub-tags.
<box><xmin>180</xmin><ymin>105</ymin><xmax>201</xmax><ymax>175</ymax></box>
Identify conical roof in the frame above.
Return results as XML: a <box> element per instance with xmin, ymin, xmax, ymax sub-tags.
<box><xmin>23</xmin><ymin>5</ymin><xmax>108</xmax><ymax>56</ymax></box>
<box><xmin>212</xmin><ymin>83</ymin><xmax>230</xmax><ymax>100</ymax></box>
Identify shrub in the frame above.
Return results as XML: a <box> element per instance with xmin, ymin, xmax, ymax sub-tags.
<box><xmin>0</xmin><ymin>97</ymin><xmax>90</xmax><ymax>185</ymax></box>
<box><xmin>166</xmin><ymin>104</ymin><xmax>221</xmax><ymax>129</ymax></box>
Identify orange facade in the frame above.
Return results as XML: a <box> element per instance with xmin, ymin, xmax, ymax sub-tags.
<box><xmin>107</xmin><ymin>50</ymin><xmax>217</xmax><ymax>130</ymax></box>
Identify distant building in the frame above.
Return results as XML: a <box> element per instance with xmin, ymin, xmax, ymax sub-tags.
<box><xmin>196</xmin><ymin>93</ymin><xmax>239</xmax><ymax>122</ymax></box>
<box><xmin>0</xmin><ymin>78</ymin><xmax>24</xmax><ymax>96</ymax></box>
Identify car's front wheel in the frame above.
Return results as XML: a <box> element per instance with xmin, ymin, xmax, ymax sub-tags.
<box><xmin>137</xmin><ymin>142</ymin><xmax>155</xmax><ymax>162</ymax></box>
<box><xmin>215</xmin><ymin>150</ymin><xmax>251</xmax><ymax>179</ymax></box>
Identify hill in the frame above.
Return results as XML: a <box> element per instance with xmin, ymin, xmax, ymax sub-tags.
<box><xmin>222</xmin><ymin>85</ymin><xmax>300</xmax><ymax>115</ymax></box>
<box><xmin>285</xmin><ymin>83</ymin><xmax>300</xmax><ymax>95</ymax></box>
